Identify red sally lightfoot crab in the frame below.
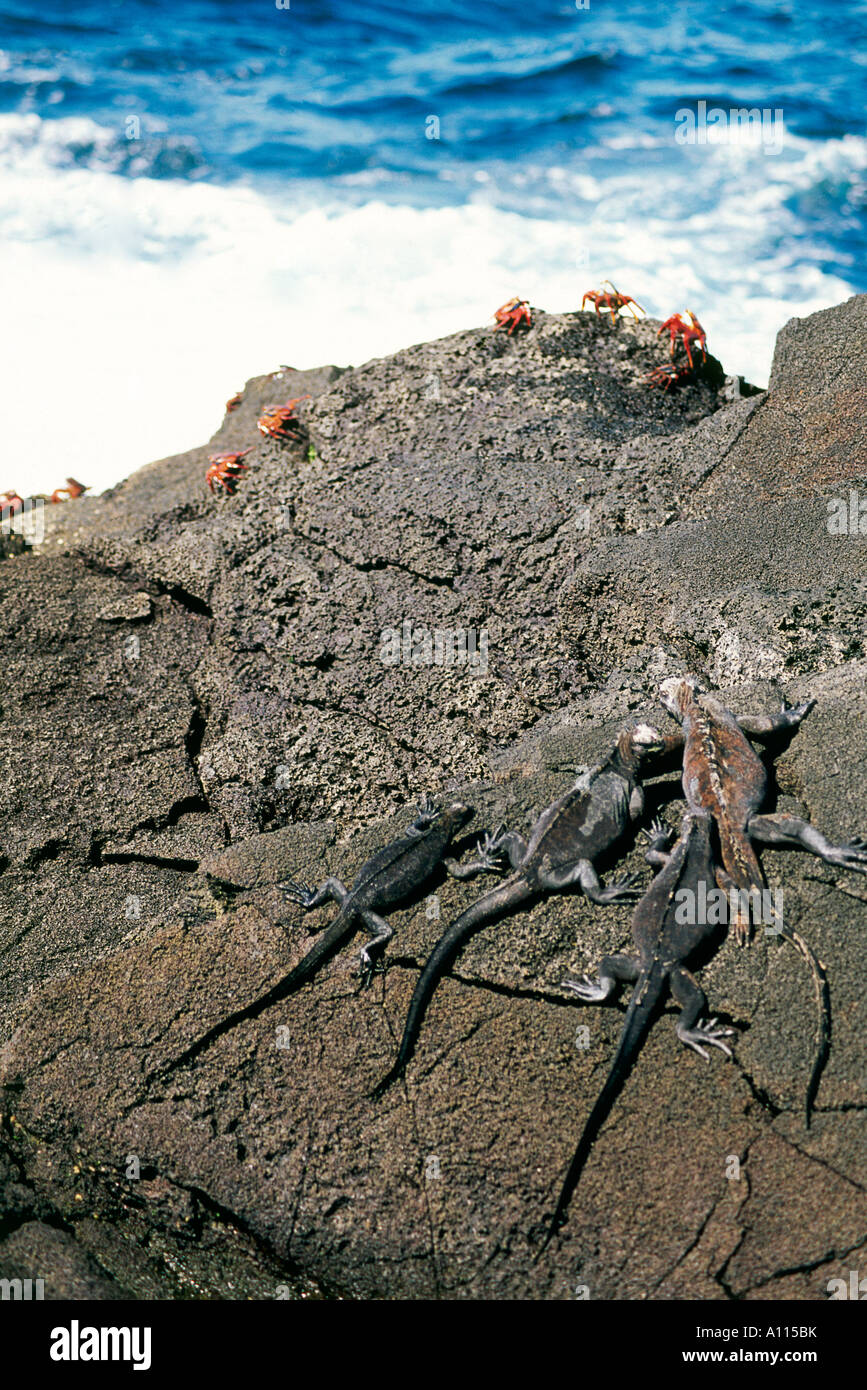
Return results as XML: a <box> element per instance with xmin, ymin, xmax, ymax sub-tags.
<box><xmin>206</xmin><ymin>450</ymin><xmax>251</xmax><ymax>494</ymax></box>
<box><xmin>582</xmin><ymin>281</ymin><xmax>645</xmax><ymax>323</ymax></box>
<box><xmin>257</xmin><ymin>395</ymin><xmax>310</xmax><ymax>440</ymax></box>
<box><xmin>646</xmin><ymin>363</ymin><xmax>695</xmax><ymax>392</ymax></box>
<box><xmin>493</xmin><ymin>297</ymin><xmax>532</xmax><ymax>335</ymax></box>
<box><xmin>0</xmin><ymin>490</ymin><xmax>23</xmax><ymax>514</ymax></box>
<box><xmin>658</xmin><ymin>310</ymin><xmax>707</xmax><ymax>369</ymax></box>
<box><xmin>49</xmin><ymin>478</ymin><xmax>89</xmax><ymax>503</ymax></box>
<box><xmin>225</xmin><ymin>392</ymin><xmax>243</xmax><ymax>413</ymax></box>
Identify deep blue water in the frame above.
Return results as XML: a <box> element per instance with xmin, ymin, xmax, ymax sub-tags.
<box><xmin>1</xmin><ymin>0</ymin><xmax>865</xmax><ymax>491</ymax></box>
<box><xmin>3</xmin><ymin>1</ymin><xmax>866</xmax><ymax>224</ymax></box>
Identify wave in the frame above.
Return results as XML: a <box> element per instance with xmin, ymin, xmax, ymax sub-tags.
<box><xmin>441</xmin><ymin>50</ymin><xmax>621</xmax><ymax>99</ymax></box>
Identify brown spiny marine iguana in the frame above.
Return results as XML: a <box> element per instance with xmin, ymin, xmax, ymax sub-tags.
<box><xmin>659</xmin><ymin>676</ymin><xmax>867</xmax><ymax>917</ymax></box>
<box><xmin>149</xmin><ymin>796</ymin><xmax>472</xmax><ymax>1082</ymax></box>
<box><xmin>371</xmin><ymin>724</ymin><xmax>667</xmax><ymax>1098</ymax></box>
<box><xmin>659</xmin><ymin>675</ymin><xmax>867</xmax><ymax>1120</ymax></box>
<box><xmin>541</xmin><ymin>811</ymin><xmax>733</xmax><ymax>1248</ymax></box>
<box><xmin>657</xmin><ymin>677</ymin><xmax>842</xmax><ymax>941</ymax></box>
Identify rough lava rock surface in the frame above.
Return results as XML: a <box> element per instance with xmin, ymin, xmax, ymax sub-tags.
<box><xmin>1</xmin><ymin>302</ymin><xmax>866</xmax><ymax>1299</ymax></box>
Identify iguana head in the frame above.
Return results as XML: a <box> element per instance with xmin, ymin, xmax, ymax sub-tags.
<box><xmin>658</xmin><ymin>674</ymin><xmax>705</xmax><ymax>722</ymax></box>
<box><xmin>440</xmin><ymin>801</ymin><xmax>474</xmax><ymax>835</ymax></box>
<box><xmin>409</xmin><ymin>796</ymin><xmax>473</xmax><ymax>839</ymax></box>
<box><xmin>611</xmin><ymin>724</ymin><xmax>667</xmax><ymax>790</ymax></box>
<box><xmin>617</xmin><ymin>722</ymin><xmax>666</xmax><ymax>768</ymax></box>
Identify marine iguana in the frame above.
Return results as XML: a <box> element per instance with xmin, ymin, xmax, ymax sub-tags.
<box><xmin>658</xmin><ymin>675</ymin><xmax>867</xmax><ymax>1120</ymax></box>
<box><xmin>279</xmin><ymin>794</ymin><xmax>473</xmax><ymax>988</ymax></box>
<box><xmin>372</xmin><ymin>724</ymin><xmax>667</xmax><ymax>1098</ymax></box>
<box><xmin>149</xmin><ymin>796</ymin><xmax>472</xmax><ymax>1081</ymax></box>
<box><xmin>658</xmin><ymin>677</ymin><xmax>867</xmax><ymax>941</ymax></box>
<box><xmin>541</xmin><ymin>811</ymin><xmax>734</xmax><ymax>1247</ymax></box>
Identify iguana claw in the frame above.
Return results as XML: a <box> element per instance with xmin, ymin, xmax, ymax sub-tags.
<box><xmin>407</xmin><ymin>793</ymin><xmax>441</xmax><ymax>835</ymax></box>
<box><xmin>677</xmin><ymin>1016</ymin><xmax>735</xmax><ymax>1060</ymax></box>
<box><xmin>561</xmin><ymin>974</ymin><xmax>612</xmax><ymax>1002</ymax></box>
<box><xmin>596</xmin><ymin>872</ymin><xmax>643</xmax><ymax>904</ymax></box>
<box><xmin>642</xmin><ymin>818</ymin><xmax>671</xmax><ymax>844</ymax></box>
<box><xmin>357</xmin><ymin>947</ymin><xmax>385</xmax><ymax>989</ymax></box>
<box><xmin>781</xmin><ymin>698</ymin><xmax>816</xmax><ymax>725</ymax></box>
<box><xmin>828</xmin><ymin>843</ymin><xmax>867</xmax><ymax>871</ymax></box>
<box><xmin>475</xmin><ymin>827</ymin><xmax>508</xmax><ymax>869</ymax></box>
<box><xmin>280</xmin><ymin>879</ymin><xmax>316</xmax><ymax>907</ymax></box>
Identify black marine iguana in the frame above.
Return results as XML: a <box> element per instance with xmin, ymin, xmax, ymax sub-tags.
<box><xmin>149</xmin><ymin>796</ymin><xmax>472</xmax><ymax>1081</ymax></box>
<box><xmin>541</xmin><ymin>811</ymin><xmax>733</xmax><ymax>1247</ymax></box>
<box><xmin>372</xmin><ymin>724</ymin><xmax>666</xmax><ymax>1097</ymax></box>
<box><xmin>279</xmin><ymin>795</ymin><xmax>473</xmax><ymax>987</ymax></box>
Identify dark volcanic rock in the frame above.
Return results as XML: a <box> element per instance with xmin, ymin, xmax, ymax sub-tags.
<box><xmin>1</xmin><ymin>301</ymin><xmax>866</xmax><ymax>1300</ymax></box>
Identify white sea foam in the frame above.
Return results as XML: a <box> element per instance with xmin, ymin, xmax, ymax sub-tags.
<box><xmin>1</xmin><ymin>114</ymin><xmax>862</xmax><ymax>496</ymax></box>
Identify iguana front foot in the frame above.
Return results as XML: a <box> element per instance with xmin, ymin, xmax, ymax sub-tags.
<box><xmin>279</xmin><ymin>878</ymin><xmax>345</xmax><ymax>910</ymax></box>
<box><xmin>642</xmin><ymin>818</ymin><xmax>671</xmax><ymax>844</ymax></box>
<box><xmin>779</xmin><ymin>697</ymin><xmax>816</xmax><ymax>728</ymax></box>
<box><xmin>470</xmin><ymin>827</ymin><xmax>511</xmax><ymax>872</ymax></box>
<box><xmin>444</xmin><ymin>827</ymin><xmax>509</xmax><ymax>879</ymax></box>
<box><xmin>356</xmin><ymin>911</ymin><xmax>394</xmax><ymax>987</ymax></box>
<box><xmin>280</xmin><ymin>879</ymin><xmax>313</xmax><ymax>906</ymax></box>
<box><xmin>279</xmin><ymin>877</ymin><xmax>350</xmax><ymax>932</ymax></box>
<box><xmin>676</xmin><ymin>1016</ymin><xmax>735</xmax><ymax>1060</ymax></box>
<box><xmin>483</xmin><ymin>826</ymin><xmax>530</xmax><ymax>871</ymax></box>
<box><xmin>479</xmin><ymin>825</ymin><xmax>508</xmax><ymax>855</ymax></box>
<box><xmin>407</xmin><ymin>793</ymin><xmax>440</xmax><ymax>836</ymax></box>
<box><xmin>643</xmin><ymin>819</ymin><xmax>674</xmax><ymax>867</ymax></box>
<box><xmin>824</xmin><ymin>840</ymin><xmax>867</xmax><ymax>872</ymax></box>
<box><xmin>562</xmin><ymin>951</ymin><xmax>639</xmax><ymax>1002</ymax></box>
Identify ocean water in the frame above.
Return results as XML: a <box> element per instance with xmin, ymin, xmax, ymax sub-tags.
<box><xmin>1</xmin><ymin>0</ymin><xmax>865</xmax><ymax>495</ymax></box>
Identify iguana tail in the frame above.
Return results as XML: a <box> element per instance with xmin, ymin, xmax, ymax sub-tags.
<box><xmin>538</xmin><ymin>962</ymin><xmax>668</xmax><ymax>1254</ymax></box>
<box><xmin>717</xmin><ymin>820</ymin><xmax>766</xmax><ymax>941</ymax></box>
<box><xmin>273</xmin><ymin>907</ymin><xmax>360</xmax><ymax>995</ymax></box>
<box><xmin>777</xmin><ymin>924</ymin><xmax>831</xmax><ymax>1128</ymax></box>
<box><xmin>371</xmin><ymin>875</ymin><xmax>533</xmax><ymax>1099</ymax></box>
<box><xmin>147</xmin><ymin>907</ymin><xmax>357</xmax><ymax>1082</ymax></box>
